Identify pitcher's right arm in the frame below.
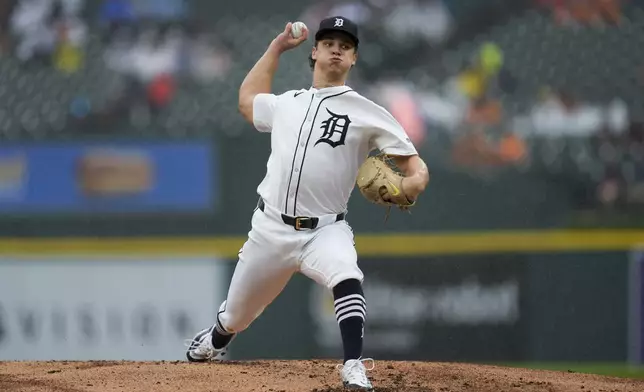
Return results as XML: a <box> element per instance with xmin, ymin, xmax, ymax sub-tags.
<box><xmin>238</xmin><ymin>22</ymin><xmax>309</xmax><ymax>126</ymax></box>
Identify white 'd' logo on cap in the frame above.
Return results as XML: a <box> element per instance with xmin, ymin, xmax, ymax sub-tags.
<box><xmin>334</xmin><ymin>18</ymin><xmax>344</xmax><ymax>27</ymax></box>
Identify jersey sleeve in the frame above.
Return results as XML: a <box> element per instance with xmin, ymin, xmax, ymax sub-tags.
<box><xmin>252</xmin><ymin>93</ymin><xmax>278</xmax><ymax>133</ymax></box>
<box><xmin>369</xmin><ymin>103</ymin><xmax>418</xmax><ymax>156</ymax></box>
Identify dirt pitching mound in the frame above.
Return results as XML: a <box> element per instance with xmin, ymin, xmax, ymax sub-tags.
<box><xmin>1</xmin><ymin>360</ymin><xmax>643</xmax><ymax>392</ymax></box>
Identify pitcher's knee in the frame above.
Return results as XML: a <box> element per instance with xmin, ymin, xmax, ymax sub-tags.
<box><xmin>327</xmin><ymin>266</ymin><xmax>364</xmax><ymax>290</ymax></box>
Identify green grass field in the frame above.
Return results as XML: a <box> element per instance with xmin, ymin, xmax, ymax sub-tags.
<box><xmin>499</xmin><ymin>363</ymin><xmax>644</xmax><ymax>379</ymax></box>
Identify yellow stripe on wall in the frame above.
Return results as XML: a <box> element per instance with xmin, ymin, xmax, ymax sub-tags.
<box><xmin>0</xmin><ymin>230</ymin><xmax>643</xmax><ymax>258</ymax></box>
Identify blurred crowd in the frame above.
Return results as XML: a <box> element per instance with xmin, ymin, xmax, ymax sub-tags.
<box><xmin>2</xmin><ymin>0</ymin><xmax>231</xmax><ymax>78</ymax></box>
<box><xmin>0</xmin><ymin>0</ymin><xmax>641</xmax><ymax>213</ymax></box>
<box><xmin>299</xmin><ymin>0</ymin><xmax>454</xmax><ymax>48</ymax></box>
<box><xmin>537</xmin><ymin>0</ymin><xmax>624</xmax><ymax>26</ymax></box>
<box><xmin>329</xmin><ymin>0</ymin><xmax>643</xmax><ymax>212</ymax></box>
<box><xmin>0</xmin><ymin>0</ymin><xmax>232</xmax><ymax>126</ymax></box>
<box><xmin>0</xmin><ymin>0</ymin><xmax>86</xmax><ymax>68</ymax></box>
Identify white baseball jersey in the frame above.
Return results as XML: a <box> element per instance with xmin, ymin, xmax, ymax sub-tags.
<box><xmin>253</xmin><ymin>85</ymin><xmax>418</xmax><ymax>217</ymax></box>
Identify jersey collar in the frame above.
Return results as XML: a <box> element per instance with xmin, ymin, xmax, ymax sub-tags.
<box><xmin>308</xmin><ymin>85</ymin><xmax>352</xmax><ymax>97</ymax></box>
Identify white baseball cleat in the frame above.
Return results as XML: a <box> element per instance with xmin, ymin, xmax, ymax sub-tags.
<box><xmin>338</xmin><ymin>358</ymin><xmax>375</xmax><ymax>390</ymax></box>
<box><xmin>184</xmin><ymin>326</ymin><xmax>230</xmax><ymax>362</ymax></box>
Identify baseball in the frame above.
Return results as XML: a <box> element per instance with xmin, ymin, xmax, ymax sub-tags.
<box><xmin>291</xmin><ymin>21</ymin><xmax>307</xmax><ymax>39</ymax></box>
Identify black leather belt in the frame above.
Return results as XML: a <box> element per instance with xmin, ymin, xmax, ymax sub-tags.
<box><xmin>258</xmin><ymin>199</ymin><xmax>345</xmax><ymax>230</ymax></box>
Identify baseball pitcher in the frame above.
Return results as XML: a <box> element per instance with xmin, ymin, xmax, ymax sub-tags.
<box><xmin>185</xmin><ymin>16</ymin><xmax>430</xmax><ymax>390</ymax></box>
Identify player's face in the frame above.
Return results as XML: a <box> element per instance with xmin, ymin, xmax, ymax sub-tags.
<box><xmin>312</xmin><ymin>33</ymin><xmax>357</xmax><ymax>77</ymax></box>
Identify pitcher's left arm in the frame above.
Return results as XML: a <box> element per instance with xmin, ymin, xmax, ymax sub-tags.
<box><xmin>364</xmin><ymin>98</ymin><xmax>430</xmax><ymax>203</ymax></box>
<box><xmin>390</xmin><ymin>154</ymin><xmax>430</xmax><ymax>202</ymax></box>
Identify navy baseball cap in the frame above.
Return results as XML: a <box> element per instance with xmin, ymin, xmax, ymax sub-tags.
<box><xmin>315</xmin><ymin>16</ymin><xmax>359</xmax><ymax>47</ymax></box>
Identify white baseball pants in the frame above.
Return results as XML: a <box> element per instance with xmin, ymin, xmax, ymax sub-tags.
<box><xmin>217</xmin><ymin>201</ymin><xmax>363</xmax><ymax>334</ymax></box>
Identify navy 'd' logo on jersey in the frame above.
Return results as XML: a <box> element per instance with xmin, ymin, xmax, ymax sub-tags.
<box><xmin>315</xmin><ymin>108</ymin><xmax>351</xmax><ymax>148</ymax></box>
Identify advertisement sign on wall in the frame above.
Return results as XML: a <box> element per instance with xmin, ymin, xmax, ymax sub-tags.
<box><xmin>0</xmin><ymin>257</ymin><xmax>226</xmax><ymax>360</ymax></box>
<box><xmin>0</xmin><ymin>141</ymin><xmax>215</xmax><ymax>213</ymax></box>
<box><xmin>227</xmin><ymin>251</ymin><xmax>628</xmax><ymax>362</ymax></box>
<box><xmin>309</xmin><ymin>255</ymin><xmax>526</xmax><ymax>361</ymax></box>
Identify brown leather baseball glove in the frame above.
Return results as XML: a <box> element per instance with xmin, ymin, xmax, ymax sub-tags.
<box><xmin>356</xmin><ymin>154</ymin><xmax>415</xmax><ymax>214</ymax></box>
